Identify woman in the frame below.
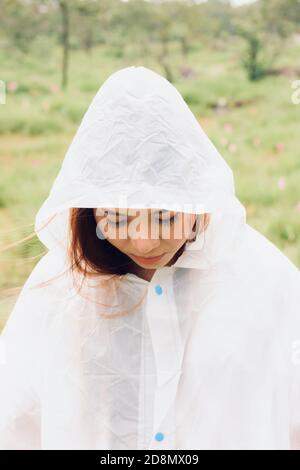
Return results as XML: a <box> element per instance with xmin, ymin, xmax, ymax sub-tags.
<box><xmin>0</xmin><ymin>66</ymin><xmax>299</xmax><ymax>450</ymax></box>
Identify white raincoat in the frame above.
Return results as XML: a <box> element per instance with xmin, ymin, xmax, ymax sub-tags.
<box><xmin>0</xmin><ymin>66</ymin><xmax>300</xmax><ymax>450</ymax></box>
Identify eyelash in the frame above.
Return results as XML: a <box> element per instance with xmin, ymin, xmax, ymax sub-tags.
<box><xmin>106</xmin><ymin>214</ymin><xmax>178</xmax><ymax>227</ymax></box>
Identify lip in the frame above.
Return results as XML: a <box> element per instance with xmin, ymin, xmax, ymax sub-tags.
<box><xmin>130</xmin><ymin>253</ymin><xmax>166</xmax><ymax>265</ymax></box>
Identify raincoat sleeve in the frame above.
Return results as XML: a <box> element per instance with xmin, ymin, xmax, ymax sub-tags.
<box><xmin>0</xmin><ymin>250</ymin><xmax>61</xmax><ymax>450</ymax></box>
<box><xmin>286</xmin><ymin>265</ymin><xmax>300</xmax><ymax>450</ymax></box>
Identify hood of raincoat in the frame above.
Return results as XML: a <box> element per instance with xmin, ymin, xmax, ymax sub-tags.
<box><xmin>34</xmin><ymin>65</ymin><xmax>247</xmax><ymax>271</ymax></box>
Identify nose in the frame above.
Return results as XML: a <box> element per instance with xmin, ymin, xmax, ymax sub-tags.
<box><xmin>130</xmin><ymin>222</ymin><xmax>160</xmax><ymax>254</ymax></box>
<box><xmin>131</xmin><ymin>239</ymin><xmax>160</xmax><ymax>255</ymax></box>
<box><xmin>130</xmin><ymin>237</ymin><xmax>160</xmax><ymax>255</ymax></box>
<box><xmin>128</xmin><ymin>211</ymin><xmax>161</xmax><ymax>255</ymax></box>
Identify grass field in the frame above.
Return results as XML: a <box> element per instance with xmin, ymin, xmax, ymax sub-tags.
<box><xmin>0</xmin><ymin>40</ymin><xmax>299</xmax><ymax>327</ymax></box>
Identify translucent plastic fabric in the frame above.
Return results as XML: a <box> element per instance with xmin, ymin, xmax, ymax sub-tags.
<box><xmin>0</xmin><ymin>66</ymin><xmax>300</xmax><ymax>450</ymax></box>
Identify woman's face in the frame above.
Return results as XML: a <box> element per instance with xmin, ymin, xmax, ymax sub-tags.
<box><xmin>93</xmin><ymin>208</ymin><xmax>199</xmax><ymax>273</ymax></box>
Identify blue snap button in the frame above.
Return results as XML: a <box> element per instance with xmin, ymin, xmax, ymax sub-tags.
<box><xmin>155</xmin><ymin>432</ymin><xmax>164</xmax><ymax>442</ymax></box>
<box><xmin>154</xmin><ymin>284</ymin><xmax>163</xmax><ymax>295</ymax></box>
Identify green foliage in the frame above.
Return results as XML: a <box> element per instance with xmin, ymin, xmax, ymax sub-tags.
<box><xmin>0</xmin><ymin>188</ymin><xmax>7</xmax><ymax>208</ymax></box>
<box><xmin>240</xmin><ymin>32</ymin><xmax>267</xmax><ymax>81</ymax></box>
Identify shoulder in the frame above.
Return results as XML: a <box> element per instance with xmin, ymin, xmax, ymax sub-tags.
<box><xmin>238</xmin><ymin>224</ymin><xmax>300</xmax><ymax>345</ymax></box>
<box><xmin>237</xmin><ymin>224</ymin><xmax>300</xmax><ymax>284</ymax></box>
<box><xmin>18</xmin><ymin>248</ymin><xmax>77</xmax><ymax>311</ymax></box>
<box><xmin>1</xmin><ymin>249</ymin><xmax>74</xmax><ymax>346</ymax></box>
<box><xmin>23</xmin><ymin>249</ymin><xmax>72</xmax><ymax>290</ymax></box>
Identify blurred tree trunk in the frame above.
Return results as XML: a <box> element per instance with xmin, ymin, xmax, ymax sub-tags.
<box><xmin>58</xmin><ymin>0</ymin><xmax>69</xmax><ymax>90</ymax></box>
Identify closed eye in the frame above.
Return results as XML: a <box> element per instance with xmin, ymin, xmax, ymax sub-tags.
<box><xmin>158</xmin><ymin>215</ymin><xmax>177</xmax><ymax>225</ymax></box>
<box><xmin>106</xmin><ymin>214</ymin><xmax>178</xmax><ymax>226</ymax></box>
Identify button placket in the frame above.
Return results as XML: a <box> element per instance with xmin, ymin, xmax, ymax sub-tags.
<box><xmin>145</xmin><ymin>266</ymin><xmax>184</xmax><ymax>449</ymax></box>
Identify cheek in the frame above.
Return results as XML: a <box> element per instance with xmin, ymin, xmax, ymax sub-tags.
<box><xmin>96</xmin><ymin>219</ymin><xmax>125</xmax><ymax>246</ymax></box>
<box><xmin>168</xmin><ymin>214</ymin><xmax>195</xmax><ymax>241</ymax></box>
<box><xmin>166</xmin><ymin>232</ymin><xmax>187</xmax><ymax>252</ymax></box>
<box><xmin>105</xmin><ymin>235</ymin><xmax>128</xmax><ymax>254</ymax></box>
<box><xmin>111</xmin><ymin>240</ymin><xmax>126</xmax><ymax>252</ymax></box>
